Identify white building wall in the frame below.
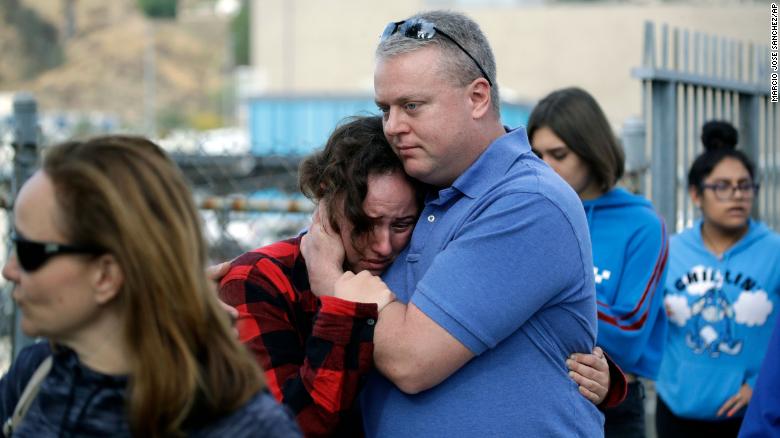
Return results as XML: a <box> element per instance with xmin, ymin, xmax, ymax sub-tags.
<box><xmin>250</xmin><ymin>0</ymin><xmax>766</xmax><ymax>127</ymax></box>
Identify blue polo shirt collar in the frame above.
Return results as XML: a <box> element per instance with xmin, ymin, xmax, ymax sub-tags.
<box><xmin>447</xmin><ymin>126</ymin><xmax>530</xmax><ymax>200</ymax></box>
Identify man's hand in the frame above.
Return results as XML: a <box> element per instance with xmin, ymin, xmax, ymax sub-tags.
<box><xmin>334</xmin><ymin>271</ymin><xmax>396</xmax><ymax>311</ymax></box>
<box><xmin>717</xmin><ymin>383</ymin><xmax>752</xmax><ymax>417</ymax></box>
<box><xmin>300</xmin><ymin>201</ymin><xmax>346</xmax><ymax>296</ymax></box>
<box><xmin>567</xmin><ymin>346</ymin><xmax>610</xmax><ymax>405</ymax></box>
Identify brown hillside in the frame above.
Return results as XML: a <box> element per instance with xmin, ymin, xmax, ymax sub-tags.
<box><xmin>1</xmin><ymin>0</ymin><xmax>230</xmax><ymax>131</ymax></box>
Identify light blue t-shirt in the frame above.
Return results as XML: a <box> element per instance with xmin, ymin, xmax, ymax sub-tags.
<box><xmin>361</xmin><ymin>127</ymin><xmax>604</xmax><ymax>437</ymax></box>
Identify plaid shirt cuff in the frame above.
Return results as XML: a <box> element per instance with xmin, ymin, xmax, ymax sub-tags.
<box><xmin>314</xmin><ymin>296</ymin><xmax>378</xmax><ymax>344</ymax></box>
<box><xmin>599</xmin><ymin>352</ymin><xmax>628</xmax><ymax>409</ymax></box>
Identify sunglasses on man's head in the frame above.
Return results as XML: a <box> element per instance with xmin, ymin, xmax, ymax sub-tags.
<box><xmin>11</xmin><ymin>234</ymin><xmax>103</xmax><ymax>272</ymax></box>
<box><xmin>380</xmin><ymin>18</ymin><xmax>493</xmax><ymax>87</ymax></box>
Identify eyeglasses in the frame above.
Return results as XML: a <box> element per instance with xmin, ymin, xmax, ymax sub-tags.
<box><xmin>11</xmin><ymin>234</ymin><xmax>103</xmax><ymax>272</ymax></box>
<box><xmin>700</xmin><ymin>181</ymin><xmax>759</xmax><ymax>201</ymax></box>
<box><xmin>380</xmin><ymin>19</ymin><xmax>493</xmax><ymax>87</ymax></box>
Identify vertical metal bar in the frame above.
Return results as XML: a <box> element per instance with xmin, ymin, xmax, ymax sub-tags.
<box><xmin>713</xmin><ymin>35</ymin><xmax>720</xmax><ymax>79</ymax></box>
<box><xmin>672</xmin><ymin>27</ymin><xmax>680</xmax><ymax>71</ymax></box>
<box><xmin>737</xmin><ymin>42</ymin><xmax>744</xmax><ymax>82</ymax></box>
<box><xmin>643</xmin><ymin>21</ymin><xmax>656</xmax><ymax>69</ymax></box>
<box><xmin>639</xmin><ymin>22</ymin><xmax>655</xmax><ymax>199</ymax></box>
<box><xmin>715</xmin><ymin>89</ymin><xmax>722</xmax><ymax>119</ymax></box>
<box><xmin>661</xmin><ymin>23</ymin><xmax>669</xmax><ymax>70</ymax></box>
<box><xmin>760</xmin><ymin>98</ymin><xmax>767</xmax><ymax>224</ymax></box>
<box><xmin>643</xmin><ymin>81</ymin><xmax>653</xmax><ymax>197</ymax></box>
<box><xmin>753</xmin><ymin>44</ymin><xmax>762</xmax><ymax>86</ymax></box>
<box><xmin>652</xmin><ymin>80</ymin><xmax>678</xmax><ymax>230</ymax></box>
<box><xmin>11</xmin><ymin>92</ymin><xmax>39</xmax><ymax>359</ymax></box>
<box><xmin>683</xmin><ymin>29</ymin><xmax>690</xmax><ymax>73</ymax></box>
<box><xmin>740</xmin><ymin>92</ymin><xmax>761</xmax><ymax>221</ymax></box>
<box><xmin>703</xmin><ymin>33</ymin><xmax>710</xmax><ymax>77</ymax></box>
<box><xmin>724</xmin><ymin>39</ymin><xmax>730</xmax><ymax>81</ymax></box>
<box><xmin>762</xmin><ymin>46</ymin><xmax>770</xmax><ymax>85</ymax></box>
<box><xmin>712</xmin><ymin>35</ymin><xmax>719</xmax><ymax>79</ymax></box>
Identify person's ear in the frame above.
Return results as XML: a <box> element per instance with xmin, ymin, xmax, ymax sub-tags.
<box><xmin>467</xmin><ymin>78</ymin><xmax>492</xmax><ymax>119</ymax></box>
<box><xmin>689</xmin><ymin>186</ymin><xmax>702</xmax><ymax>209</ymax></box>
<box><xmin>91</xmin><ymin>254</ymin><xmax>124</xmax><ymax>305</ymax></box>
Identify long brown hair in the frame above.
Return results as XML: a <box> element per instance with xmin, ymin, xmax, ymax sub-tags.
<box><xmin>527</xmin><ymin>87</ymin><xmax>625</xmax><ymax>192</ymax></box>
<box><xmin>42</xmin><ymin>136</ymin><xmax>264</xmax><ymax>436</ymax></box>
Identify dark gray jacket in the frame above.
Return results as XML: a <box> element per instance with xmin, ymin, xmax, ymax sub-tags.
<box><xmin>0</xmin><ymin>343</ymin><xmax>301</xmax><ymax>437</ymax></box>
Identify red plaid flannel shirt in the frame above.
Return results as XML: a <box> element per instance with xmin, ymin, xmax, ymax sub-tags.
<box><xmin>219</xmin><ymin>236</ymin><xmax>376</xmax><ymax>437</ymax></box>
<box><xmin>601</xmin><ymin>353</ymin><xmax>628</xmax><ymax>409</ymax></box>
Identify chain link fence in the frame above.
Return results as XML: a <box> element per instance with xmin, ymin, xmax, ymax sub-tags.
<box><xmin>168</xmin><ymin>149</ymin><xmax>313</xmax><ymax>263</ymax></box>
<box><xmin>0</xmin><ymin>93</ymin><xmax>315</xmax><ymax>375</ymax></box>
<box><xmin>1</xmin><ymin>110</ymin><xmax>16</xmax><ymax>375</ymax></box>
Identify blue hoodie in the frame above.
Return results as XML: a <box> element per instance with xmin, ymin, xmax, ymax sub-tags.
<box><xmin>739</xmin><ymin>313</ymin><xmax>780</xmax><ymax>437</ymax></box>
<box><xmin>657</xmin><ymin>219</ymin><xmax>780</xmax><ymax>420</ymax></box>
<box><xmin>583</xmin><ymin>187</ymin><xmax>669</xmax><ymax>379</ymax></box>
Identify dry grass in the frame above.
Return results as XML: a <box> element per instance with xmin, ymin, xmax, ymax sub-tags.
<box><xmin>1</xmin><ymin>0</ymin><xmax>230</xmax><ymax>129</ymax></box>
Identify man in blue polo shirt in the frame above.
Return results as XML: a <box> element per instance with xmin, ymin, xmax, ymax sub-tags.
<box><xmin>302</xmin><ymin>10</ymin><xmax>604</xmax><ymax>436</ymax></box>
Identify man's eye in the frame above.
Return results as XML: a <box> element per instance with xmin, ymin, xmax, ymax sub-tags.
<box><xmin>404</xmin><ymin>103</ymin><xmax>418</xmax><ymax>111</ymax></box>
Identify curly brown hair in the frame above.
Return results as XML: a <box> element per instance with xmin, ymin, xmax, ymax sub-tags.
<box><xmin>299</xmin><ymin>115</ymin><xmax>425</xmax><ymax>252</ymax></box>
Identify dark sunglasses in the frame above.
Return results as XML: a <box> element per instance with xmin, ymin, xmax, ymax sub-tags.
<box><xmin>380</xmin><ymin>18</ymin><xmax>493</xmax><ymax>87</ymax></box>
<box><xmin>11</xmin><ymin>234</ymin><xmax>103</xmax><ymax>272</ymax></box>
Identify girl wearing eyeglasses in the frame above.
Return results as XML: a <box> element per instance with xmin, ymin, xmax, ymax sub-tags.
<box><xmin>0</xmin><ymin>137</ymin><xmax>301</xmax><ymax>437</ymax></box>
<box><xmin>654</xmin><ymin>121</ymin><xmax>780</xmax><ymax>437</ymax></box>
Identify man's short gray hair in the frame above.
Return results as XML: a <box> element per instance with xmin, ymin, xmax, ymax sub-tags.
<box><xmin>376</xmin><ymin>10</ymin><xmax>500</xmax><ymax>115</ymax></box>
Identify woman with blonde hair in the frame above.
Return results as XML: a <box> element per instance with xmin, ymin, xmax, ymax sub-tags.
<box><xmin>0</xmin><ymin>136</ymin><xmax>300</xmax><ymax>437</ymax></box>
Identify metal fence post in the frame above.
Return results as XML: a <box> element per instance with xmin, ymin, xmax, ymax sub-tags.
<box><xmin>739</xmin><ymin>93</ymin><xmax>761</xmax><ymax>220</ymax></box>
<box><xmin>10</xmin><ymin>92</ymin><xmax>39</xmax><ymax>359</ymax></box>
<box><xmin>650</xmin><ymin>82</ymin><xmax>678</xmax><ymax>229</ymax></box>
<box><xmin>621</xmin><ymin>116</ymin><xmax>648</xmax><ymax>195</ymax></box>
